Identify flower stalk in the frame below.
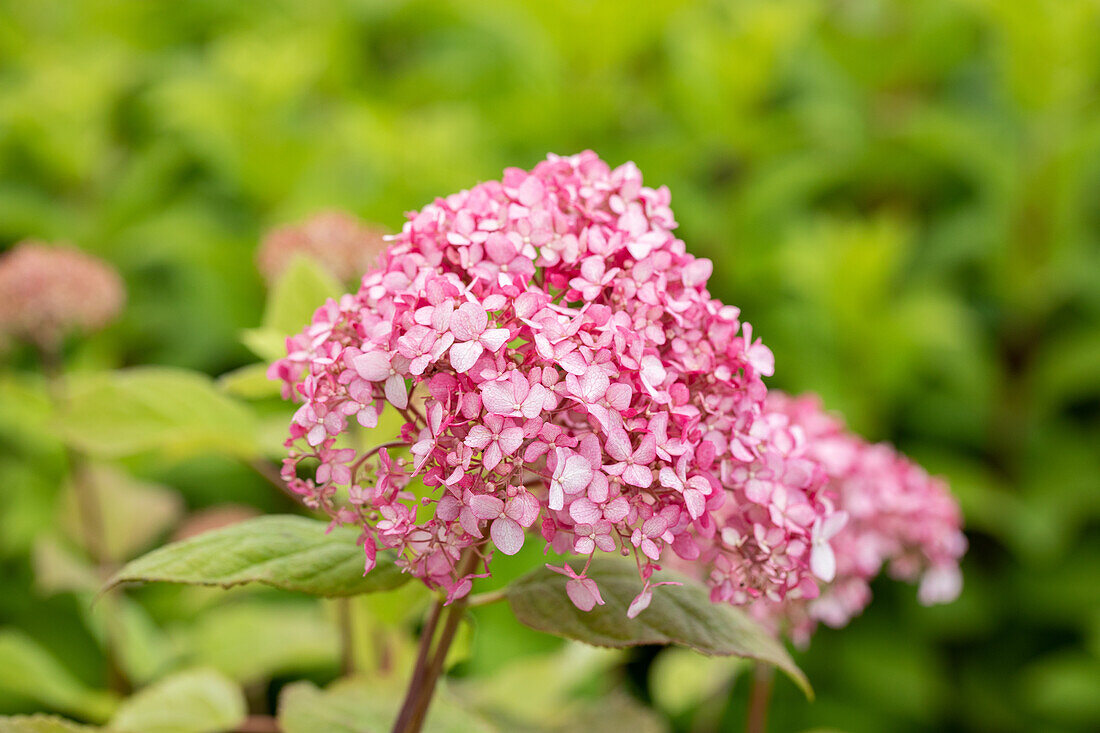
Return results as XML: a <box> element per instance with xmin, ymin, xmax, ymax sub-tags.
<box><xmin>391</xmin><ymin>548</ymin><xmax>480</xmax><ymax>733</ymax></box>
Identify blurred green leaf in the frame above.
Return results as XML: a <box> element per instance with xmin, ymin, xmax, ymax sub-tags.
<box><xmin>459</xmin><ymin>643</ymin><xmax>622</xmax><ymax>728</ymax></box>
<box><xmin>84</xmin><ymin>597</ymin><xmax>177</xmax><ymax>686</ymax></box>
<box><xmin>505</xmin><ymin>558</ymin><xmax>811</xmax><ymax>698</ymax></box>
<box><xmin>0</xmin><ymin>631</ymin><xmax>117</xmax><ymax>723</ymax></box>
<box><xmin>107</xmin><ymin>669</ymin><xmax>245</xmax><ymax>733</ymax></box>
<box><xmin>106</xmin><ymin>515</ymin><xmax>408</xmax><ymax>597</ymax></box>
<box><xmin>277</xmin><ymin>680</ymin><xmax>496</xmax><ymax>733</ymax></box>
<box><xmin>217</xmin><ymin>363</ymin><xmax>281</xmax><ymax>400</ymax></box>
<box><xmin>648</xmin><ymin>647</ymin><xmax>745</xmax><ymax>716</ymax></box>
<box><xmin>32</xmin><ymin>539</ymin><xmax>99</xmax><ymax>596</ymax></box>
<box><xmin>58</xmin><ymin>369</ymin><xmax>260</xmax><ymax>460</ymax></box>
<box><xmin>262</xmin><ymin>256</ymin><xmax>344</xmax><ymax>338</ymax></box>
<box><xmin>181</xmin><ymin>601</ymin><xmax>338</xmax><ymax>682</ymax></box>
<box><xmin>0</xmin><ymin>716</ymin><xmax>95</xmax><ymax>733</ymax></box>
<box><xmin>58</xmin><ymin>466</ymin><xmax>184</xmax><ymax>563</ymax></box>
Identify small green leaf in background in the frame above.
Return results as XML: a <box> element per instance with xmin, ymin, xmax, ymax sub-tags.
<box><xmin>505</xmin><ymin>558</ymin><xmax>811</xmax><ymax>698</ymax></box>
<box><xmin>107</xmin><ymin>669</ymin><xmax>245</xmax><ymax>733</ymax></box>
<box><xmin>0</xmin><ymin>715</ymin><xmax>95</xmax><ymax>732</ymax></box>
<box><xmin>458</xmin><ymin>643</ymin><xmax>623</xmax><ymax>729</ymax></box>
<box><xmin>84</xmin><ymin>597</ymin><xmax>177</xmax><ymax>686</ymax></box>
<box><xmin>648</xmin><ymin>647</ymin><xmax>746</xmax><ymax>716</ymax></box>
<box><xmin>32</xmin><ymin>539</ymin><xmax>100</xmax><ymax>596</ymax></box>
<box><xmin>59</xmin><ymin>369</ymin><xmax>260</xmax><ymax>460</ymax></box>
<box><xmin>0</xmin><ymin>631</ymin><xmax>118</xmax><ymax>723</ymax></box>
<box><xmin>106</xmin><ymin>515</ymin><xmax>408</xmax><ymax>597</ymax></box>
<box><xmin>217</xmin><ymin>363</ymin><xmax>282</xmax><ymax>400</ymax></box>
<box><xmin>58</xmin><ymin>465</ymin><xmax>184</xmax><ymax>563</ymax></box>
<box><xmin>182</xmin><ymin>601</ymin><xmax>338</xmax><ymax>682</ymax></box>
<box><xmin>242</xmin><ymin>256</ymin><xmax>346</xmax><ymax>363</ymax></box>
<box><xmin>278</xmin><ymin>680</ymin><xmax>496</xmax><ymax>733</ymax></box>
<box><xmin>263</xmin><ymin>256</ymin><xmax>344</xmax><ymax>337</ymax></box>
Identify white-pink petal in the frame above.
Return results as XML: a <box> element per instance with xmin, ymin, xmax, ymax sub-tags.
<box><xmin>491</xmin><ymin>516</ymin><xmax>525</xmax><ymax>555</ymax></box>
<box><xmin>449</xmin><ymin>340</ymin><xmax>484</xmax><ymax>373</ymax></box>
<box><xmin>353</xmin><ymin>351</ymin><xmax>392</xmax><ymax>382</ymax></box>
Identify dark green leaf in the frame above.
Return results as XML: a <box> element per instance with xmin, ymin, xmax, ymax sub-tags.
<box><xmin>505</xmin><ymin>558</ymin><xmax>811</xmax><ymax>697</ymax></box>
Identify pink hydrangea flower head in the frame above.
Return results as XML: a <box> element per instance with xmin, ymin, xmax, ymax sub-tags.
<box><xmin>258</xmin><ymin>211</ymin><xmax>389</xmax><ymax>284</ymax></box>
<box><xmin>271</xmin><ymin>152</ymin><xmax>839</xmax><ymax>611</ymax></box>
<box><xmin>744</xmin><ymin>392</ymin><xmax>967</xmax><ymax>646</ymax></box>
<box><xmin>0</xmin><ymin>241</ymin><xmax>125</xmax><ymax>349</ymax></box>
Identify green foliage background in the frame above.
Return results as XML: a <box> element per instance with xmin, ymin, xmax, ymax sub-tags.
<box><xmin>1</xmin><ymin>1</ymin><xmax>1098</xmax><ymax>731</ymax></box>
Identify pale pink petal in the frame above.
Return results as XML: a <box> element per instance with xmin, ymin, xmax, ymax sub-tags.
<box><xmin>811</xmin><ymin>542</ymin><xmax>836</xmax><ymax>583</ymax></box>
<box><xmin>469</xmin><ymin>494</ymin><xmax>504</xmax><ymax>520</ymax></box>
<box><xmin>491</xmin><ymin>516</ymin><xmax>525</xmax><ymax>555</ymax></box>
<box><xmin>353</xmin><ymin>351</ymin><xmax>391</xmax><ymax>381</ymax></box>
<box><xmin>384</xmin><ymin>374</ymin><xmax>408</xmax><ymax>409</ymax></box>
<box><xmin>626</xmin><ymin>587</ymin><xmax>652</xmax><ymax>619</ymax></box>
<box><xmin>479</xmin><ymin>328</ymin><xmax>511</xmax><ymax>352</ymax></box>
<box><xmin>569</xmin><ymin>498</ymin><xmax>601</xmax><ymax>524</ymax></box>
<box><xmin>464</xmin><ymin>424</ymin><xmax>493</xmax><ymax>450</ymax></box>
<box><xmin>449</xmin><ymin>340</ymin><xmax>484</xmax><ymax>373</ymax></box>
<box><xmin>481</xmin><ymin>381</ymin><xmax>516</xmax><ymax>415</ymax></box>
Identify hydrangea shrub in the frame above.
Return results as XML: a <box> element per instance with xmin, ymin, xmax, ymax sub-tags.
<box><xmin>269</xmin><ymin>151</ymin><xmax>965</xmax><ymax>622</ymax></box>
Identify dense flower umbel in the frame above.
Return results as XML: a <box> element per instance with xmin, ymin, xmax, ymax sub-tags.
<box><xmin>747</xmin><ymin>393</ymin><xmax>967</xmax><ymax>646</ymax></box>
<box><xmin>271</xmin><ymin>152</ymin><xmax>839</xmax><ymax>612</ymax></box>
<box><xmin>258</xmin><ymin>211</ymin><xmax>389</xmax><ymax>284</ymax></box>
<box><xmin>0</xmin><ymin>241</ymin><xmax>125</xmax><ymax>349</ymax></box>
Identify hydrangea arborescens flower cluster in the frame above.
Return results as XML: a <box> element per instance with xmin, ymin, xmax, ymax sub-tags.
<box><xmin>258</xmin><ymin>211</ymin><xmax>389</xmax><ymax>285</ymax></box>
<box><xmin>0</xmin><ymin>240</ymin><xmax>125</xmax><ymax>349</ymax></box>
<box><xmin>271</xmin><ymin>151</ymin><xmax>847</xmax><ymax>614</ymax></box>
<box><xmin>745</xmin><ymin>392</ymin><xmax>967</xmax><ymax>646</ymax></box>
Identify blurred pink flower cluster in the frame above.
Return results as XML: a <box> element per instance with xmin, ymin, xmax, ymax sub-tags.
<box><xmin>270</xmin><ymin>151</ymin><xmax>963</xmax><ymax>619</ymax></box>
<box><xmin>258</xmin><ymin>211</ymin><xmax>388</xmax><ymax>285</ymax></box>
<box><xmin>743</xmin><ymin>393</ymin><xmax>968</xmax><ymax>645</ymax></box>
<box><xmin>0</xmin><ymin>241</ymin><xmax>124</xmax><ymax>349</ymax></box>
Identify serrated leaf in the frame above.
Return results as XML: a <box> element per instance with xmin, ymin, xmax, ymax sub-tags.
<box><xmin>0</xmin><ymin>715</ymin><xmax>96</xmax><ymax>733</ymax></box>
<box><xmin>262</xmin><ymin>256</ymin><xmax>344</xmax><ymax>337</ymax></box>
<box><xmin>278</xmin><ymin>680</ymin><xmax>496</xmax><ymax>733</ymax></box>
<box><xmin>183</xmin><ymin>601</ymin><xmax>338</xmax><ymax>682</ymax></box>
<box><xmin>58</xmin><ymin>465</ymin><xmax>184</xmax><ymax>562</ymax></box>
<box><xmin>0</xmin><ymin>631</ymin><xmax>118</xmax><ymax>723</ymax></box>
<box><xmin>505</xmin><ymin>558</ymin><xmax>811</xmax><ymax>698</ymax></box>
<box><xmin>106</xmin><ymin>515</ymin><xmax>408</xmax><ymax>597</ymax></box>
<box><xmin>108</xmin><ymin>669</ymin><xmax>245</xmax><ymax>733</ymax></box>
<box><xmin>58</xmin><ymin>368</ymin><xmax>260</xmax><ymax>460</ymax></box>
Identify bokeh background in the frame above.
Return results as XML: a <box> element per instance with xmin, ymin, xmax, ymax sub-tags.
<box><xmin>2</xmin><ymin>1</ymin><xmax>1099</xmax><ymax>731</ymax></box>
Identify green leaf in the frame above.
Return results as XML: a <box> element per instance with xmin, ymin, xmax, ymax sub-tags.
<box><xmin>648</xmin><ymin>647</ymin><xmax>745</xmax><ymax>715</ymax></box>
<box><xmin>32</xmin><ymin>537</ymin><xmax>100</xmax><ymax>596</ymax></box>
<box><xmin>58</xmin><ymin>465</ymin><xmax>184</xmax><ymax>562</ymax></box>
<box><xmin>108</xmin><ymin>669</ymin><xmax>246</xmax><ymax>733</ymax></box>
<box><xmin>58</xmin><ymin>368</ymin><xmax>260</xmax><ymax>460</ymax></box>
<box><xmin>105</xmin><ymin>515</ymin><xmax>408</xmax><ymax>597</ymax></box>
<box><xmin>262</xmin><ymin>256</ymin><xmax>344</xmax><ymax>338</ymax></box>
<box><xmin>217</xmin><ymin>362</ymin><xmax>282</xmax><ymax>400</ymax></box>
<box><xmin>505</xmin><ymin>558</ymin><xmax>812</xmax><ymax>698</ymax></box>
<box><xmin>183</xmin><ymin>601</ymin><xmax>338</xmax><ymax>682</ymax></box>
<box><xmin>0</xmin><ymin>715</ymin><xmax>96</xmax><ymax>733</ymax></box>
<box><xmin>278</xmin><ymin>680</ymin><xmax>496</xmax><ymax>733</ymax></box>
<box><xmin>0</xmin><ymin>631</ymin><xmax>118</xmax><ymax>723</ymax></box>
